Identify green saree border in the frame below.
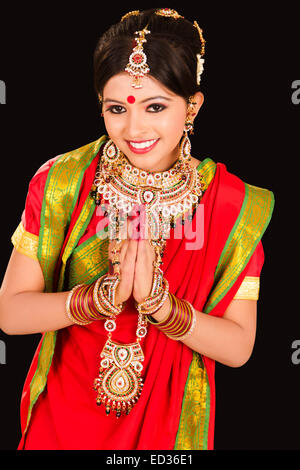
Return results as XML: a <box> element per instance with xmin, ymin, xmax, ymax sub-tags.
<box><xmin>24</xmin><ymin>136</ymin><xmax>107</xmax><ymax>434</ymax></box>
<box><xmin>174</xmin><ymin>352</ymin><xmax>210</xmax><ymax>450</ymax></box>
<box><xmin>175</xmin><ymin>177</ymin><xmax>275</xmax><ymax>450</ymax></box>
<box><xmin>174</xmin><ymin>158</ymin><xmax>216</xmax><ymax>450</ymax></box>
<box><xmin>38</xmin><ymin>135</ymin><xmax>107</xmax><ymax>291</ymax></box>
<box><xmin>204</xmin><ymin>182</ymin><xmax>275</xmax><ymax>313</ymax></box>
<box><xmin>196</xmin><ymin>158</ymin><xmax>216</xmax><ymax>190</ymax></box>
<box><xmin>57</xmin><ymin>196</ymin><xmax>96</xmax><ymax>292</ymax></box>
<box><xmin>68</xmin><ymin>232</ymin><xmax>109</xmax><ymax>289</ymax></box>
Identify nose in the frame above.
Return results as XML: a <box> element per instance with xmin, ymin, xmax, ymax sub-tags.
<box><xmin>124</xmin><ymin>108</ymin><xmax>148</xmax><ymax>140</ymax></box>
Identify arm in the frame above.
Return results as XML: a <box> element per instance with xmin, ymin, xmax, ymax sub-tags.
<box><xmin>0</xmin><ymin>248</ymin><xmax>73</xmax><ymax>335</ymax></box>
<box><xmin>133</xmin><ymin>236</ymin><xmax>260</xmax><ymax>369</ymax></box>
<box><xmin>152</xmin><ymin>296</ymin><xmax>257</xmax><ymax>368</ymax></box>
<box><xmin>0</xmin><ymin>157</ymin><xmax>76</xmax><ymax>335</ymax></box>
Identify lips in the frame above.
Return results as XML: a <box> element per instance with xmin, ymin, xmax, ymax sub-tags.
<box><xmin>126</xmin><ymin>138</ymin><xmax>159</xmax><ymax>154</ymax></box>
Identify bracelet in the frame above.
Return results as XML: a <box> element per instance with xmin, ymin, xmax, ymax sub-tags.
<box><xmin>66</xmin><ymin>284</ymin><xmax>93</xmax><ymax>325</ymax></box>
<box><xmin>94</xmin><ymin>274</ymin><xmax>124</xmax><ymax>316</ymax></box>
<box><xmin>136</xmin><ymin>276</ymin><xmax>169</xmax><ymax>315</ymax></box>
<box><xmin>146</xmin><ymin>293</ymin><xmax>196</xmax><ymax>341</ymax></box>
<box><xmin>66</xmin><ymin>274</ymin><xmax>124</xmax><ymax>325</ymax></box>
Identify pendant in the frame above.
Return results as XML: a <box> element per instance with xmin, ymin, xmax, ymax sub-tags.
<box><xmin>94</xmin><ymin>338</ymin><xmax>144</xmax><ymax>417</ymax></box>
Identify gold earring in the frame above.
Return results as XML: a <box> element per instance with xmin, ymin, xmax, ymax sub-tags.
<box><xmin>102</xmin><ymin>139</ymin><xmax>122</xmax><ymax>165</ymax></box>
<box><xmin>186</xmin><ymin>96</ymin><xmax>197</xmax><ymax>134</ymax></box>
<box><xmin>98</xmin><ymin>94</ymin><xmax>104</xmax><ymax>117</ymax></box>
<box><xmin>179</xmin><ymin>96</ymin><xmax>197</xmax><ymax>162</ymax></box>
<box><xmin>179</xmin><ymin>127</ymin><xmax>192</xmax><ymax>162</ymax></box>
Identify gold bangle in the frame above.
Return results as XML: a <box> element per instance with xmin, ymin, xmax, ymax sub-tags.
<box><xmin>137</xmin><ymin>277</ymin><xmax>169</xmax><ymax>315</ymax></box>
<box><xmin>145</xmin><ymin>292</ymin><xmax>172</xmax><ymax>325</ymax></box>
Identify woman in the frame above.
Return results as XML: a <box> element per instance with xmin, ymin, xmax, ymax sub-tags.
<box><xmin>0</xmin><ymin>8</ymin><xmax>274</xmax><ymax>450</ymax></box>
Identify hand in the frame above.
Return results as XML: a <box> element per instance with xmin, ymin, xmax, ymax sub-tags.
<box><xmin>108</xmin><ymin>217</ymin><xmax>156</xmax><ymax>306</ymax></box>
<box><xmin>108</xmin><ymin>233</ymin><xmax>137</xmax><ymax>306</ymax></box>
<box><xmin>132</xmin><ymin>237</ymin><xmax>156</xmax><ymax>304</ymax></box>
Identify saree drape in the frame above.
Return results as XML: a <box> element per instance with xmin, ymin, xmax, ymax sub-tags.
<box><xmin>11</xmin><ymin>135</ymin><xmax>274</xmax><ymax>450</ymax></box>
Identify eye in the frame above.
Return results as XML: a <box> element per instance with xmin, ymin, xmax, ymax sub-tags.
<box><xmin>106</xmin><ymin>105</ymin><xmax>126</xmax><ymax>114</ymax></box>
<box><xmin>147</xmin><ymin>103</ymin><xmax>166</xmax><ymax>113</ymax></box>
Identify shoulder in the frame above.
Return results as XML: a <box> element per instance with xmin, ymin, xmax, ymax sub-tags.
<box><xmin>28</xmin><ymin>155</ymin><xmax>61</xmax><ymax>190</ymax></box>
<box><xmin>222</xmin><ymin>163</ymin><xmax>275</xmax><ymax>213</ymax></box>
<box><xmin>199</xmin><ymin>158</ymin><xmax>275</xmax><ymax>236</ymax></box>
<box><xmin>28</xmin><ymin>135</ymin><xmax>107</xmax><ymax>191</ymax></box>
<box><xmin>206</xmin><ymin>158</ymin><xmax>274</xmax><ymax>207</ymax></box>
<box><xmin>215</xmin><ymin>160</ymin><xmax>275</xmax><ymax>237</ymax></box>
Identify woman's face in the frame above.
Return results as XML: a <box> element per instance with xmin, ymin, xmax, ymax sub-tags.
<box><xmin>102</xmin><ymin>72</ymin><xmax>203</xmax><ymax>172</ymax></box>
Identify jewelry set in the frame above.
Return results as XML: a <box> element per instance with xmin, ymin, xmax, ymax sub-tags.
<box><xmin>66</xmin><ymin>8</ymin><xmax>204</xmax><ymax>418</ymax></box>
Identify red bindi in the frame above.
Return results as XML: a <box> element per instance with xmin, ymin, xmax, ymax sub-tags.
<box><xmin>127</xmin><ymin>95</ymin><xmax>136</xmax><ymax>104</ymax></box>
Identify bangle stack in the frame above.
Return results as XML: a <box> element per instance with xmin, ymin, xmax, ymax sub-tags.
<box><xmin>136</xmin><ymin>267</ymin><xmax>169</xmax><ymax>315</ymax></box>
<box><xmin>66</xmin><ymin>274</ymin><xmax>124</xmax><ymax>326</ymax></box>
<box><xmin>146</xmin><ymin>292</ymin><xmax>196</xmax><ymax>341</ymax></box>
<box><xmin>94</xmin><ymin>274</ymin><xmax>124</xmax><ymax>317</ymax></box>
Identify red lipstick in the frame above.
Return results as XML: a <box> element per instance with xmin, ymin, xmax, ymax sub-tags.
<box><xmin>126</xmin><ymin>139</ymin><xmax>159</xmax><ymax>154</ymax></box>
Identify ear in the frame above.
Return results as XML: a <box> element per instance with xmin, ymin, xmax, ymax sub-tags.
<box><xmin>193</xmin><ymin>92</ymin><xmax>204</xmax><ymax>118</ymax></box>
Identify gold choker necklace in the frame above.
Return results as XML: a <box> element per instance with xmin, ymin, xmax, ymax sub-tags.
<box><xmin>119</xmin><ymin>153</ymin><xmax>185</xmax><ymax>189</ymax></box>
<box><xmin>90</xmin><ymin>141</ymin><xmax>204</xmax><ymax>240</ymax></box>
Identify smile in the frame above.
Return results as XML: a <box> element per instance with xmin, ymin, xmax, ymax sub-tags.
<box><xmin>127</xmin><ymin>139</ymin><xmax>159</xmax><ymax>154</ymax></box>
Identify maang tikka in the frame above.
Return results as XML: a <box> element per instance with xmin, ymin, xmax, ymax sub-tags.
<box><xmin>125</xmin><ymin>26</ymin><xmax>151</xmax><ymax>88</ymax></box>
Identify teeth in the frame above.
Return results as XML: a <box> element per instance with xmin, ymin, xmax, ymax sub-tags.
<box><xmin>130</xmin><ymin>139</ymin><xmax>157</xmax><ymax>149</ymax></box>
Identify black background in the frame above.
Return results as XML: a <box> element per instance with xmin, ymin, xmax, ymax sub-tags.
<box><xmin>0</xmin><ymin>1</ymin><xmax>299</xmax><ymax>451</ymax></box>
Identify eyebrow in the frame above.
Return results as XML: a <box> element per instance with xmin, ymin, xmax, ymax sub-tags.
<box><xmin>103</xmin><ymin>96</ymin><xmax>172</xmax><ymax>105</ymax></box>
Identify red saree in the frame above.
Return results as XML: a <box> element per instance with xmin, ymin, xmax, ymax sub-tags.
<box><xmin>11</xmin><ymin>136</ymin><xmax>274</xmax><ymax>450</ymax></box>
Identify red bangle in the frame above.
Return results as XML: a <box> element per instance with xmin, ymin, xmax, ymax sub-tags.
<box><xmin>66</xmin><ymin>278</ymin><xmax>116</xmax><ymax>325</ymax></box>
<box><xmin>147</xmin><ymin>293</ymin><xmax>195</xmax><ymax>340</ymax></box>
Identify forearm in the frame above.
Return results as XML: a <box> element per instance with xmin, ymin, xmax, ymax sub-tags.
<box><xmin>152</xmin><ymin>297</ymin><xmax>254</xmax><ymax>368</ymax></box>
<box><xmin>0</xmin><ymin>291</ymin><xmax>73</xmax><ymax>335</ymax></box>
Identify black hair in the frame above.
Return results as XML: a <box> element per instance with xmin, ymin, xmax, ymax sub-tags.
<box><xmin>93</xmin><ymin>8</ymin><xmax>205</xmax><ymax>101</ymax></box>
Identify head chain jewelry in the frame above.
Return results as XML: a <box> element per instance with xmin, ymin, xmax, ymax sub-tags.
<box><xmin>124</xmin><ymin>26</ymin><xmax>151</xmax><ymax>88</ymax></box>
<box><xmin>121</xmin><ymin>9</ymin><xmax>205</xmax><ymax>87</ymax></box>
<box><xmin>121</xmin><ymin>10</ymin><xmax>140</xmax><ymax>22</ymax></box>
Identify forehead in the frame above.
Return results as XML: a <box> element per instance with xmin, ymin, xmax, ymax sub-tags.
<box><xmin>103</xmin><ymin>72</ymin><xmax>175</xmax><ymax>99</ymax></box>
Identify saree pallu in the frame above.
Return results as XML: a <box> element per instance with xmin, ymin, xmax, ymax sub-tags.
<box><xmin>11</xmin><ymin>136</ymin><xmax>274</xmax><ymax>450</ymax></box>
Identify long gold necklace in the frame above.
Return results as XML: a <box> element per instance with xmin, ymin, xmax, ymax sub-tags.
<box><xmin>90</xmin><ymin>140</ymin><xmax>204</xmax><ymax>417</ymax></box>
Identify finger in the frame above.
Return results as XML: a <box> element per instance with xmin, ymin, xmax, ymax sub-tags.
<box><xmin>120</xmin><ymin>240</ymin><xmax>138</xmax><ymax>280</ymax></box>
<box><xmin>140</xmin><ymin>236</ymin><xmax>154</xmax><ymax>252</ymax></box>
<box><xmin>125</xmin><ymin>239</ymin><xmax>138</xmax><ymax>261</ymax></box>
<box><xmin>128</xmin><ymin>216</ymin><xmax>140</xmax><ymax>240</ymax></box>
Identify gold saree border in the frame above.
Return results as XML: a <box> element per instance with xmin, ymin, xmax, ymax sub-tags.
<box><xmin>23</xmin><ymin>136</ymin><xmax>107</xmax><ymax>434</ymax></box>
<box><xmin>197</xmin><ymin>157</ymin><xmax>216</xmax><ymax>191</ymax></box>
<box><xmin>174</xmin><ymin>352</ymin><xmax>210</xmax><ymax>450</ymax></box>
<box><xmin>175</xmin><ymin>179</ymin><xmax>274</xmax><ymax>450</ymax></box>
<box><xmin>11</xmin><ymin>221</ymin><xmax>39</xmax><ymax>261</ymax></box>
<box><xmin>38</xmin><ymin>135</ymin><xmax>107</xmax><ymax>291</ymax></box>
<box><xmin>174</xmin><ymin>158</ymin><xmax>216</xmax><ymax>450</ymax></box>
<box><xmin>57</xmin><ymin>195</ymin><xmax>96</xmax><ymax>292</ymax></box>
<box><xmin>68</xmin><ymin>234</ymin><xmax>109</xmax><ymax>289</ymax></box>
<box><xmin>204</xmin><ymin>183</ymin><xmax>274</xmax><ymax>313</ymax></box>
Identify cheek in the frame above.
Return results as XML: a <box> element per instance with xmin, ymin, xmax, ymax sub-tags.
<box><xmin>158</xmin><ymin>110</ymin><xmax>186</xmax><ymax>141</ymax></box>
<box><xmin>103</xmin><ymin>116</ymin><xmax>124</xmax><ymax>140</ymax></box>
